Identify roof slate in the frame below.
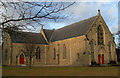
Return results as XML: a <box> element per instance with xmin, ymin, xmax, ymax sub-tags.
<box><xmin>8</xmin><ymin>15</ymin><xmax>97</xmax><ymax>44</ymax></box>
<box><xmin>50</xmin><ymin>16</ymin><xmax>97</xmax><ymax>42</ymax></box>
<box><xmin>43</xmin><ymin>29</ymin><xmax>54</xmax><ymax>42</ymax></box>
<box><xmin>9</xmin><ymin>32</ymin><xmax>48</xmax><ymax>44</ymax></box>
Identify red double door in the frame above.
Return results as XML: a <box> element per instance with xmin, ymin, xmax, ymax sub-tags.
<box><xmin>98</xmin><ymin>54</ymin><xmax>104</xmax><ymax>64</ymax></box>
<box><xmin>20</xmin><ymin>54</ymin><xmax>24</xmax><ymax>64</ymax></box>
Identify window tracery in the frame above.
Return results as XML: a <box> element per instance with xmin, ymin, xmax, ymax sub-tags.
<box><xmin>97</xmin><ymin>25</ymin><xmax>104</xmax><ymax>45</ymax></box>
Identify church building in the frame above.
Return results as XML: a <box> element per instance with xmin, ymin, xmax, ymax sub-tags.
<box><xmin>2</xmin><ymin>10</ymin><xmax>117</xmax><ymax>66</ymax></box>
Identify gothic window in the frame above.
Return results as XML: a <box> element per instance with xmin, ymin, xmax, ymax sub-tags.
<box><xmin>54</xmin><ymin>48</ymin><xmax>56</xmax><ymax>60</ymax></box>
<box><xmin>77</xmin><ymin>53</ymin><xmax>80</xmax><ymax>61</ymax></box>
<box><xmin>36</xmin><ymin>47</ymin><xmax>40</xmax><ymax>59</ymax></box>
<box><xmin>5</xmin><ymin>49</ymin><xmax>7</xmax><ymax>60</ymax></box>
<box><xmin>58</xmin><ymin>44</ymin><xmax>59</xmax><ymax>53</ymax></box>
<box><xmin>20</xmin><ymin>54</ymin><xmax>24</xmax><ymax>58</ymax></box>
<box><xmin>108</xmin><ymin>42</ymin><xmax>112</xmax><ymax>60</ymax></box>
<box><xmin>16</xmin><ymin>56</ymin><xmax>18</xmax><ymax>65</ymax></box>
<box><xmin>63</xmin><ymin>44</ymin><xmax>66</xmax><ymax>59</ymax></box>
<box><xmin>90</xmin><ymin>41</ymin><xmax>94</xmax><ymax>62</ymax></box>
<box><xmin>97</xmin><ymin>25</ymin><xmax>104</xmax><ymax>45</ymax></box>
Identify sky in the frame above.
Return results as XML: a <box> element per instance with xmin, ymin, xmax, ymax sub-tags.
<box><xmin>33</xmin><ymin>1</ymin><xmax>119</xmax><ymax>46</ymax></box>
<box><xmin>39</xmin><ymin>2</ymin><xmax>118</xmax><ymax>34</ymax></box>
<box><xmin>0</xmin><ymin>1</ymin><xmax>119</xmax><ymax>76</ymax></box>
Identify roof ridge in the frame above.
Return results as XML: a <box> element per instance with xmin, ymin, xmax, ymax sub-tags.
<box><xmin>50</xmin><ymin>15</ymin><xmax>97</xmax><ymax>42</ymax></box>
<box><xmin>55</xmin><ymin>15</ymin><xmax>97</xmax><ymax>31</ymax></box>
<box><xmin>43</xmin><ymin>29</ymin><xmax>54</xmax><ymax>31</ymax></box>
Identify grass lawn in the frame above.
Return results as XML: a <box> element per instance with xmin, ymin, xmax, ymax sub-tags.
<box><xmin>2</xmin><ymin>66</ymin><xmax>119</xmax><ymax>76</ymax></box>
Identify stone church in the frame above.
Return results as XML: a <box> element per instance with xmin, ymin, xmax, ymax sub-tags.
<box><xmin>2</xmin><ymin>10</ymin><xmax>117</xmax><ymax>66</ymax></box>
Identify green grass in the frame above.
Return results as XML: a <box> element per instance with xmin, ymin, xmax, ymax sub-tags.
<box><xmin>2</xmin><ymin>66</ymin><xmax>119</xmax><ymax>76</ymax></box>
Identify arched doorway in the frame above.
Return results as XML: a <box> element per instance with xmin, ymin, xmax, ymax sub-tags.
<box><xmin>98</xmin><ymin>54</ymin><xmax>104</xmax><ymax>64</ymax></box>
<box><xmin>102</xmin><ymin>54</ymin><xmax>104</xmax><ymax>64</ymax></box>
<box><xmin>98</xmin><ymin>54</ymin><xmax>101</xmax><ymax>64</ymax></box>
<box><xmin>20</xmin><ymin>54</ymin><xmax>24</xmax><ymax>64</ymax></box>
<box><xmin>98</xmin><ymin>48</ymin><xmax>105</xmax><ymax>64</ymax></box>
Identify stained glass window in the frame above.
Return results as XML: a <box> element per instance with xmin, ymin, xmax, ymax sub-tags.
<box><xmin>97</xmin><ymin>25</ymin><xmax>104</xmax><ymax>45</ymax></box>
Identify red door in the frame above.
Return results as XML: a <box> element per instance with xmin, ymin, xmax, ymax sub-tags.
<box><xmin>102</xmin><ymin>54</ymin><xmax>104</xmax><ymax>64</ymax></box>
<box><xmin>20</xmin><ymin>54</ymin><xmax>24</xmax><ymax>64</ymax></box>
<box><xmin>98</xmin><ymin>55</ymin><xmax>101</xmax><ymax>64</ymax></box>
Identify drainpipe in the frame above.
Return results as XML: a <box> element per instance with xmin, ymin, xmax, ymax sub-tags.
<box><xmin>45</xmin><ymin>45</ymin><xmax>46</xmax><ymax>64</ymax></box>
<box><xmin>70</xmin><ymin>39</ymin><xmax>72</xmax><ymax>65</ymax></box>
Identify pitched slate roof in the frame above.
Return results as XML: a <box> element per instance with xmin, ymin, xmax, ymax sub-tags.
<box><xmin>43</xmin><ymin>29</ymin><xmax>54</xmax><ymax>41</ymax></box>
<box><xmin>8</xmin><ymin>31</ymin><xmax>48</xmax><ymax>44</ymax></box>
<box><xmin>8</xmin><ymin>15</ymin><xmax>97</xmax><ymax>44</ymax></box>
<box><xmin>50</xmin><ymin>16</ymin><xmax>97</xmax><ymax>42</ymax></box>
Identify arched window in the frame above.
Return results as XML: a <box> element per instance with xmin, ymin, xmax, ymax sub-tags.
<box><xmin>36</xmin><ymin>47</ymin><xmax>40</xmax><ymax>59</ymax></box>
<box><xmin>63</xmin><ymin>44</ymin><xmax>66</xmax><ymax>59</ymax></box>
<box><xmin>58</xmin><ymin>44</ymin><xmax>59</xmax><ymax>53</ymax></box>
<box><xmin>20</xmin><ymin>54</ymin><xmax>24</xmax><ymax>58</ymax></box>
<box><xmin>77</xmin><ymin>53</ymin><xmax>80</xmax><ymax>61</ymax></box>
<box><xmin>108</xmin><ymin>42</ymin><xmax>112</xmax><ymax>60</ymax></box>
<box><xmin>90</xmin><ymin>41</ymin><xmax>94</xmax><ymax>62</ymax></box>
<box><xmin>5</xmin><ymin>49</ymin><xmax>7</xmax><ymax>60</ymax></box>
<box><xmin>54</xmin><ymin>48</ymin><xmax>56</xmax><ymax>60</ymax></box>
<box><xmin>97</xmin><ymin>25</ymin><xmax>104</xmax><ymax>45</ymax></box>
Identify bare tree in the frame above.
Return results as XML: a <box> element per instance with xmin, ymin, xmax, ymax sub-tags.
<box><xmin>23</xmin><ymin>33</ymin><xmax>37</xmax><ymax>67</ymax></box>
<box><xmin>0</xmin><ymin>1</ymin><xmax>75</xmax><ymax>41</ymax></box>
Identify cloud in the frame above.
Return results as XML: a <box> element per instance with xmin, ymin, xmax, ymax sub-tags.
<box><xmin>109</xmin><ymin>24</ymin><xmax>118</xmax><ymax>34</ymax></box>
<box><xmin>17</xmin><ymin>2</ymin><xmax>118</xmax><ymax>35</ymax></box>
<box><xmin>43</xmin><ymin>2</ymin><xmax>118</xmax><ymax>33</ymax></box>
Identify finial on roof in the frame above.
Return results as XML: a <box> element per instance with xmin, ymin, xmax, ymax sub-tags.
<box><xmin>98</xmin><ymin>9</ymin><xmax>100</xmax><ymax>15</ymax></box>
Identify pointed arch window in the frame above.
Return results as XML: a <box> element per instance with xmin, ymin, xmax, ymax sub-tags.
<box><xmin>58</xmin><ymin>44</ymin><xmax>59</xmax><ymax>53</ymax></box>
<box><xmin>97</xmin><ymin>25</ymin><xmax>104</xmax><ymax>45</ymax></box>
<box><xmin>20</xmin><ymin>54</ymin><xmax>24</xmax><ymax>58</ymax></box>
<box><xmin>90</xmin><ymin>41</ymin><xmax>94</xmax><ymax>62</ymax></box>
<box><xmin>54</xmin><ymin>48</ymin><xmax>56</xmax><ymax>60</ymax></box>
<box><xmin>5</xmin><ymin>49</ymin><xmax>8</xmax><ymax>60</ymax></box>
<box><xmin>63</xmin><ymin>44</ymin><xmax>66</xmax><ymax>59</ymax></box>
<box><xmin>77</xmin><ymin>53</ymin><xmax>80</xmax><ymax>61</ymax></box>
<box><xmin>108</xmin><ymin>42</ymin><xmax>112</xmax><ymax>60</ymax></box>
<box><xmin>36</xmin><ymin>47</ymin><xmax>40</xmax><ymax>59</ymax></box>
